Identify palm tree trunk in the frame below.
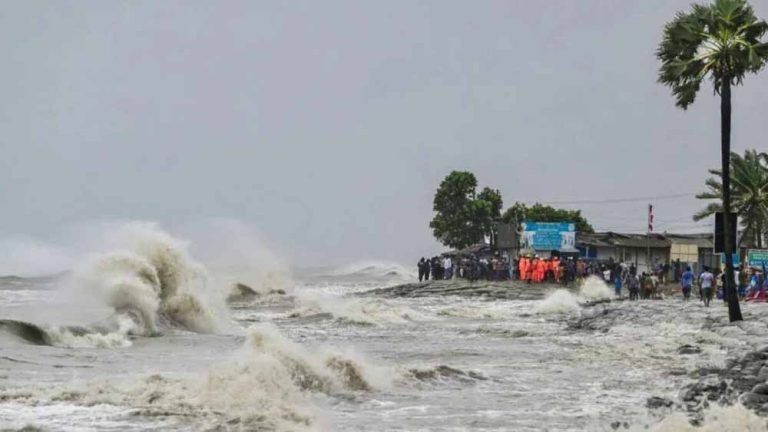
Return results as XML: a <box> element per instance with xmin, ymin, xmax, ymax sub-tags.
<box><xmin>721</xmin><ymin>79</ymin><xmax>743</xmax><ymax>322</ymax></box>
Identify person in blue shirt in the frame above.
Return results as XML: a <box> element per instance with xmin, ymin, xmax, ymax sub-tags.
<box><xmin>680</xmin><ymin>266</ymin><xmax>695</xmax><ymax>302</ymax></box>
<box><xmin>614</xmin><ymin>274</ymin><xmax>622</xmax><ymax>298</ymax></box>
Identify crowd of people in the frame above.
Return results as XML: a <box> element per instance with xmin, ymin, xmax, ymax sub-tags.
<box><xmin>417</xmin><ymin>254</ymin><xmax>624</xmax><ymax>285</ymax></box>
<box><xmin>417</xmin><ymin>255</ymin><xmax>512</xmax><ymax>282</ymax></box>
<box><xmin>417</xmin><ymin>254</ymin><xmax>768</xmax><ymax>305</ymax></box>
<box><xmin>678</xmin><ymin>264</ymin><xmax>768</xmax><ymax>306</ymax></box>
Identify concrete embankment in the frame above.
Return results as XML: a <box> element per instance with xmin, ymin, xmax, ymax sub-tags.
<box><xmin>360</xmin><ymin>279</ymin><xmax>571</xmax><ymax>300</ymax></box>
<box><xmin>569</xmin><ymin>299</ymin><xmax>768</xmax><ymax>423</ymax></box>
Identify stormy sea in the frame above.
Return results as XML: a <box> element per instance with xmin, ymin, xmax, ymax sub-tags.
<box><xmin>2</xmin><ymin>224</ymin><xmax>768</xmax><ymax>431</ymax></box>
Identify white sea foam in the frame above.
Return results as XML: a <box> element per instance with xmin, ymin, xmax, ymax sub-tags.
<box><xmin>578</xmin><ymin>276</ymin><xmax>613</xmax><ymax>301</ymax></box>
<box><xmin>287</xmin><ymin>291</ymin><xmax>431</xmax><ymax>326</ymax></box>
<box><xmin>45</xmin><ymin>315</ymin><xmax>137</xmax><ymax>348</ymax></box>
<box><xmin>2</xmin><ymin>324</ymin><xmax>386</xmax><ymax>431</ymax></box>
<box><xmin>535</xmin><ymin>289</ymin><xmax>582</xmax><ymax>314</ymax></box>
<box><xmin>628</xmin><ymin>404</ymin><xmax>767</xmax><ymax>431</ymax></box>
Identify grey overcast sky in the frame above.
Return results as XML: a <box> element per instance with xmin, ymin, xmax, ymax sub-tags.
<box><xmin>1</xmin><ymin>0</ymin><xmax>768</xmax><ymax>270</ymax></box>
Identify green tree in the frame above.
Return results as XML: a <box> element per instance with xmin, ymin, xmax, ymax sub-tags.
<box><xmin>477</xmin><ymin>187</ymin><xmax>504</xmax><ymax>246</ymax></box>
<box><xmin>657</xmin><ymin>0</ymin><xmax>768</xmax><ymax>322</ymax></box>
<box><xmin>501</xmin><ymin>202</ymin><xmax>595</xmax><ymax>233</ymax></box>
<box><xmin>694</xmin><ymin>150</ymin><xmax>768</xmax><ymax>248</ymax></box>
<box><xmin>429</xmin><ymin>172</ymin><xmax>501</xmax><ymax>249</ymax></box>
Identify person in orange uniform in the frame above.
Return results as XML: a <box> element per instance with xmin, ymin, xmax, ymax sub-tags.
<box><xmin>519</xmin><ymin>257</ymin><xmax>528</xmax><ymax>282</ymax></box>
<box><xmin>535</xmin><ymin>257</ymin><xmax>546</xmax><ymax>283</ymax></box>
<box><xmin>551</xmin><ymin>257</ymin><xmax>561</xmax><ymax>283</ymax></box>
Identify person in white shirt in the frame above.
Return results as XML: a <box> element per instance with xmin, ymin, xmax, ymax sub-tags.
<box><xmin>699</xmin><ymin>267</ymin><xmax>715</xmax><ymax>307</ymax></box>
<box><xmin>443</xmin><ymin>257</ymin><xmax>453</xmax><ymax>280</ymax></box>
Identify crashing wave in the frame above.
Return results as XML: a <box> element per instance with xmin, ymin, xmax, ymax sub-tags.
<box><xmin>535</xmin><ymin>276</ymin><xmax>614</xmax><ymax>315</ymax></box>
<box><xmin>0</xmin><ymin>324</ymin><xmax>384</xmax><ymax>431</ymax></box>
<box><xmin>578</xmin><ymin>276</ymin><xmax>614</xmax><ymax>301</ymax></box>
<box><xmin>535</xmin><ymin>289</ymin><xmax>582</xmax><ymax>314</ymax></box>
<box><xmin>0</xmin><ymin>316</ymin><xmax>136</xmax><ymax>348</ymax></box>
<box><xmin>72</xmin><ymin>223</ymin><xmax>230</xmax><ymax>336</ymax></box>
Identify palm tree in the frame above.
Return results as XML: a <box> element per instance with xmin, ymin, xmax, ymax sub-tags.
<box><xmin>694</xmin><ymin>150</ymin><xmax>768</xmax><ymax>249</ymax></box>
<box><xmin>657</xmin><ymin>0</ymin><xmax>768</xmax><ymax>322</ymax></box>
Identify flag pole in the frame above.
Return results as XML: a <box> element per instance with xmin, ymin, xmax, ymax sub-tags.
<box><xmin>647</xmin><ymin>204</ymin><xmax>653</xmax><ymax>273</ymax></box>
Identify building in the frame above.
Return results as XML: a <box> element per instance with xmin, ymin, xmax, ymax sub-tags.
<box><xmin>577</xmin><ymin>232</ymin><xmax>718</xmax><ymax>273</ymax></box>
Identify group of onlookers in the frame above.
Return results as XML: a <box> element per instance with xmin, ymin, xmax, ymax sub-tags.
<box><xmin>612</xmin><ymin>265</ymin><xmax>660</xmax><ymax>301</ymax></box>
<box><xmin>418</xmin><ymin>254</ymin><xmax>621</xmax><ymax>284</ymax></box>
<box><xmin>418</xmin><ymin>255</ymin><xmax>513</xmax><ymax>282</ymax></box>
<box><xmin>418</xmin><ymin>252</ymin><xmax>768</xmax><ymax>309</ymax></box>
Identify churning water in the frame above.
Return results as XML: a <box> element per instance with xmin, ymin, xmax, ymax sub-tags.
<box><xmin>1</xmin><ymin>225</ymin><xmax>767</xmax><ymax>431</ymax></box>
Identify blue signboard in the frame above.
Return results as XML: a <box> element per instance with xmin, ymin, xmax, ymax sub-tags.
<box><xmin>520</xmin><ymin>222</ymin><xmax>576</xmax><ymax>251</ymax></box>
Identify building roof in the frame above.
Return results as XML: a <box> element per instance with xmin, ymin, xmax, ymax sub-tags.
<box><xmin>577</xmin><ymin>232</ymin><xmax>712</xmax><ymax>249</ymax></box>
<box><xmin>664</xmin><ymin>233</ymin><xmax>714</xmax><ymax>248</ymax></box>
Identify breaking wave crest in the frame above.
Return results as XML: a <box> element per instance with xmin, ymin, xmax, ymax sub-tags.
<box><xmin>73</xmin><ymin>223</ymin><xmax>229</xmax><ymax>335</ymax></box>
<box><xmin>0</xmin><ymin>317</ymin><xmax>135</xmax><ymax>348</ymax></box>
<box><xmin>243</xmin><ymin>324</ymin><xmax>387</xmax><ymax>392</ymax></box>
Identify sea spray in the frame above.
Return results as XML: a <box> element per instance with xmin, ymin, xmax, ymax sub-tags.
<box><xmin>178</xmin><ymin>218</ymin><xmax>292</xmax><ymax>297</ymax></box>
<box><xmin>535</xmin><ymin>276</ymin><xmax>614</xmax><ymax>314</ymax></box>
<box><xmin>579</xmin><ymin>276</ymin><xmax>614</xmax><ymax>301</ymax></box>
<box><xmin>71</xmin><ymin>222</ymin><xmax>232</xmax><ymax>335</ymax></box>
<box><xmin>535</xmin><ymin>289</ymin><xmax>582</xmax><ymax>314</ymax></box>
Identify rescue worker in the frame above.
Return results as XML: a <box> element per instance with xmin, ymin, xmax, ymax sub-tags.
<box><xmin>519</xmin><ymin>256</ymin><xmax>529</xmax><ymax>282</ymax></box>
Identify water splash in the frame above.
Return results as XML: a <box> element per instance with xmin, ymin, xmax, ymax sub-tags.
<box><xmin>72</xmin><ymin>222</ymin><xmax>231</xmax><ymax>335</ymax></box>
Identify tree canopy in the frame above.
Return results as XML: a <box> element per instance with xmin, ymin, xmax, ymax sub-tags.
<box><xmin>694</xmin><ymin>149</ymin><xmax>768</xmax><ymax>248</ymax></box>
<box><xmin>657</xmin><ymin>0</ymin><xmax>768</xmax><ymax>109</ymax></box>
<box><xmin>430</xmin><ymin>173</ymin><xmax>596</xmax><ymax>250</ymax></box>
<box><xmin>502</xmin><ymin>202</ymin><xmax>594</xmax><ymax>233</ymax></box>
<box><xmin>429</xmin><ymin>172</ymin><xmax>503</xmax><ymax>249</ymax></box>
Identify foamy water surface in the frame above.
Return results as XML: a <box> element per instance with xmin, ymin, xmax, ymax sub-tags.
<box><xmin>1</xmin><ymin>230</ymin><xmax>767</xmax><ymax>431</ymax></box>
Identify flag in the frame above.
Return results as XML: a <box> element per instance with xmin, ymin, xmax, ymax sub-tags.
<box><xmin>648</xmin><ymin>204</ymin><xmax>654</xmax><ymax>233</ymax></box>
